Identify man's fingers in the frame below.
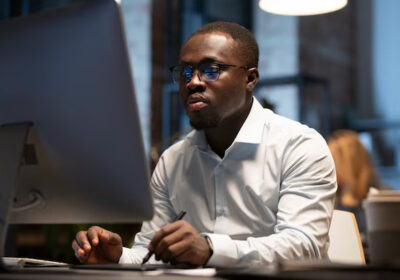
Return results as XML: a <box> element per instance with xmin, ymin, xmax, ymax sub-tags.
<box><xmin>168</xmin><ymin>238</ymin><xmax>190</xmax><ymax>259</ymax></box>
<box><xmin>87</xmin><ymin>226</ymin><xmax>103</xmax><ymax>246</ymax></box>
<box><xmin>154</xmin><ymin>226</ymin><xmax>185</xmax><ymax>257</ymax></box>
<box><xmin>75</xmin><ymin>231</ymin><xmax>91</xmax><ymax>252</ymax></box>
<box><xmin>150</xmin><ymin>221</ymin><xmax>183</xmax><ymax>251</ymax></box>
<box><xmin>75</xmin><ymin>250</ymin><xmax>88</xmax><ymax>263</ymax></box>
<box><xmin>72</xmin><ymin>239</ymin><xmax>82</xmax><ymax>255</ymax></box>
<box><xmin>158</xmin><ymin>239</ymin><xmax>189</xmax><ymax>263</ymax></box>
<box><xmin>72</xmin><ymin>239</ymin><xmax>88</xmax><ymax>263</ymax></box>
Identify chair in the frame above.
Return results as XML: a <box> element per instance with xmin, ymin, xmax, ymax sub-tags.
<box><xmin>327</xmin><ymin>209</ymin><xmax>366</xmax><ymax>265</ymax></box>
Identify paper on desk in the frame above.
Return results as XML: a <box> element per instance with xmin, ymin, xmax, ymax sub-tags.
<box><xmin>3</xmin><ymin>257</ymin><xmax>68</xmax><ymax>268</ymax></box>
<box><xmin>3</xmin><ymin>257</ymin><xmax>25</xmax><ymax>269</ymax></box>
<box><xmin>143</xmin><ymin>267</ymin><xmax>216</xmax><ymax>277</ymax></box>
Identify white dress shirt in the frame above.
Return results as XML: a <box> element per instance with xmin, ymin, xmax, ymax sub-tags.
<box><xmin>119</xmin><ymin>97</ymin><xmax>337</xmax><ymax>266</ymax></box>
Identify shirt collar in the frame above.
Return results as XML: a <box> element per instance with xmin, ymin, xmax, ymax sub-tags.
<box><xmin>233</xmin><ymin>97</ymin><xmax>267</xmax><ymax>144</ymax></box>
<box><xmin>187</xmin><ymin>97</ymin><xmax>268</xmax><ymax>149</ymax></box>
<box><xmin>187</xmin><ymin>129</ymin><xmax>207</xmax><ymax>150</ymax></box>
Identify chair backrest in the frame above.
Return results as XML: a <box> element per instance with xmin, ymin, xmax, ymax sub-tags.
<box><xmin>327</xmin><ymin>209</ymin><xmax>366</xmax><ymax>265</ymax></box>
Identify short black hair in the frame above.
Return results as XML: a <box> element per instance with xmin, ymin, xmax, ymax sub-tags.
<box><xmin>188</xmin><ymin>21</ymin><xmax>259</xmax><ymax>68</ymax></box>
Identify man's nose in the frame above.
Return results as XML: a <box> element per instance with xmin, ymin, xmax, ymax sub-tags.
<box><xmin>186</xmin><ymin>70</ymin><xmax>205</xmax><ymax>91</ymax></box>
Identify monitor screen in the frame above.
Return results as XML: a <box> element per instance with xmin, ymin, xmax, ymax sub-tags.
<box><xmin>0</xmin><ymin>0</ymin><xmax>153</xmax><ymax>228</ymax></box>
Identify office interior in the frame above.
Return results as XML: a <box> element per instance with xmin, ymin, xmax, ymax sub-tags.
<box><xmin>1</xmin><ymin>0</ymin><xmax>400</xmax><ymax>266</ymax></box>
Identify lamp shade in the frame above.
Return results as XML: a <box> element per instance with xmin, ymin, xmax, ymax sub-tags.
<box><xmin>259</xmin><ymin>0</ymin><xmax>348</xmax><ymax>16</ymax></box>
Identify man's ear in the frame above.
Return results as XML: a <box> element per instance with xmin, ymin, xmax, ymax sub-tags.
<box><xmin>246</xmin><ymin>68</ymin><xmax>259</xmax><ymax>92</ymax></box>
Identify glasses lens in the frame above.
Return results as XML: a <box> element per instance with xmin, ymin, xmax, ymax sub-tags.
<box><xmin>182</xmin><ymin>66</ymin><xmax>193</xmax><ymax>83</ymax></box>
<box><xmin>171</xmin><ymin>63</ymin><xmax>221</xmax><ymax>83</ymax></box>
<box><xmin>201</xmin><ymin>64</ymin><xmax>219</xmax><ymax>81</ymax></box>
<box><xmin>171</xmin><ymin>65</ymin><xmax>190</xmax><ymax>83</ymax></box>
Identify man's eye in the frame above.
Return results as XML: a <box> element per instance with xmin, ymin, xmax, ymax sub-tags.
<box><xmin>182</xmin><ymin>67</ymin><xmax>192</xmax><ymax>78</ymax></box>
<box><xmin>203</xmin><ymin>66</ymin><xmax>219</xmax><ymax>78</ymax></box>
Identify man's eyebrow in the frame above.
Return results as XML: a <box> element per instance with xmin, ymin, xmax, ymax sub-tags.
<box><xmin>179</xmin><ymin>57</ymin><xmax>222</xmax><ymax>65</ymax></box>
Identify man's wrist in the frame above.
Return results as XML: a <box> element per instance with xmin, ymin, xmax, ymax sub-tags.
<box><xmin>204</xmin><ymin>235</ymin><xmax>214</xmax><ymax>259</ymax></box>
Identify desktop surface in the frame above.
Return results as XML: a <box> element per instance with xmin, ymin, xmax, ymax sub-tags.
<box><xmin>2</xmin><ymin>262</ymin><xmax>400</xmax><ymax>280</ymax></box>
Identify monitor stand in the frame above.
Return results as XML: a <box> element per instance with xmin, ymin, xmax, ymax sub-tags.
<box><xmin>0</xmin><ymin>123</ymin><xmax>30</xmax><ymax>271</ymax></box>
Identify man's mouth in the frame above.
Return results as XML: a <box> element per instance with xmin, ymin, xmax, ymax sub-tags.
<box><xmin>187</xmin><ymin>96</ymin><xmax>208</xmax><ymax>111</ymax></box>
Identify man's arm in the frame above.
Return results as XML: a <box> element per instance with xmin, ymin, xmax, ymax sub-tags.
<box><xmin>203</xmin><ymin>130</ymin><xmax>337</xmax><ymax>266</ymax></box>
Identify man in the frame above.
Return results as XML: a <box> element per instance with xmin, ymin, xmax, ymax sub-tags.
<box><xmin>72</xmin><ymin>21</ymin><xmax>337</xmax><ymax>267</ymax></box>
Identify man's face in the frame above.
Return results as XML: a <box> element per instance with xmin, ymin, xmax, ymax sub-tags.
<box><xmin>178</xmin><ymin>32</ymin><xmax>251</xmax><ymax>130</ymax></box>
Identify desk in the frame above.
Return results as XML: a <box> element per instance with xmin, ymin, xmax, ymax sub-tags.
<box><xmin>1</xmin><ymin>265</ymin><xmax>400</xmax><ymax>280</ymax></box>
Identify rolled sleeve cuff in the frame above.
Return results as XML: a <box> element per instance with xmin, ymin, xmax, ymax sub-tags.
<box><xmin>118</xmin><ymin>246</ymin><xmax>151</xmax><ymax>264</ymax></box>
<box><xmin>201</xmin><ymin>233</ymin><xmax>238</xmax><ymax>267</ymax></box>
<box><xmin>118</xmin><ymin>247</ymin><xmax>132</xmax><ymax>264</ymax></box>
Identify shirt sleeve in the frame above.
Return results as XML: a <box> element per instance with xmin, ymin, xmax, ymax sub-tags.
<box><xmin>203</xmin><ymin>129</ymin><xmax>337</xmax><ymax>267</ymax></box>
<box><xmin>119</xmin><ymin>154</ymin><xmax>176</xmax><ymax>264</ymax></box>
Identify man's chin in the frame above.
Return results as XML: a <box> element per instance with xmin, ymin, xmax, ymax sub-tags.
<box><xmin>190</xmin><ymin>118</ymin><xmax>218</xmax><ymax>130</ymax></box>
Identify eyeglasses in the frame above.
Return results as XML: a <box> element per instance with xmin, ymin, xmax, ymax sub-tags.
<box><xmin>169</xmin><ymin>62</ymin><xmax>249</xmax><ymax>84</ymax></box>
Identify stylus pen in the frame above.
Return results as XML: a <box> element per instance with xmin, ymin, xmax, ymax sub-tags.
<box><xmin>141</xmin><ymin>210</ymin><xmax>187</xmax><ymax>265</ymax></box>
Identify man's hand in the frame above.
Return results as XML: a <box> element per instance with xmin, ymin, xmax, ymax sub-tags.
<box><xmin>72</xmin><ymin>226</ymin><xmax>123</xmax><ymax>264</ymax></box>
<box><xmin>149</xmin><ymin>220</ymin><xmax>212</xmax><ymax>266</ymax></box>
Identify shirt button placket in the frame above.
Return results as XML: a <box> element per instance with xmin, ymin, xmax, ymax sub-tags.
<box><xmin>214</xmin><ymin>162</ymin><xmax>225</xmax><ymax>233</ymax></box>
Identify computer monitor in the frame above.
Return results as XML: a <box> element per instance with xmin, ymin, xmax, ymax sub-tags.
<box><xmin>0</xmin><ymin>0</ymin><xmax>153</xmax><ymax>264</ymax></box>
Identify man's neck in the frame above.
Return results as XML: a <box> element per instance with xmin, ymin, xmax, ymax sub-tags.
<box><xmin>205</xmin><ymin>98</ymin><xmax>253</xmax><ymax>158</ymax></box>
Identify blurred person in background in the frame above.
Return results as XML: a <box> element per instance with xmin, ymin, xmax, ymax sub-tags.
<box><xmin>328</xmin><ymin>129</ymin><xmax>379</xmax><ymax>236</ymax></box>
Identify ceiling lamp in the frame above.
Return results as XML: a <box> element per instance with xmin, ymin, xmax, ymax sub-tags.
<box><xmin>258</xmin><ymin>0</ymin><xmax>348</xmax><ymax>16</ymax></box>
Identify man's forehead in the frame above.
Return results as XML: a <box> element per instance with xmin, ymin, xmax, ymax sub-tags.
<box><xmin>179</xmin><ymin>32</ymin><xmax>238</xmax><ymax>63</ymax></box>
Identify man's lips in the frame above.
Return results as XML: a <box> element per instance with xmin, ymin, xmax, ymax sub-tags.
<box><xmin>186</xmin><ymin>95</ymin><xmax>209</xmax><ymax>111</ymax></box>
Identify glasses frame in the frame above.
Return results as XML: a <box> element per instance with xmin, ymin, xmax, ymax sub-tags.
<box><xmin>169</xmin><ymin>63</ymin><xmax>250</xmax><ymax>84</ymax></box>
